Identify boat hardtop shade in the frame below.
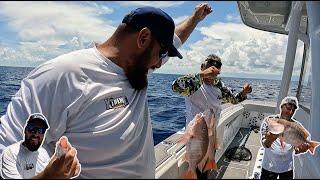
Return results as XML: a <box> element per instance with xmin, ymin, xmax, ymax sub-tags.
<box><xmin>237</xmin><ymin>1</ymin><xmax>307</xmax><ymax>35</ymax></box>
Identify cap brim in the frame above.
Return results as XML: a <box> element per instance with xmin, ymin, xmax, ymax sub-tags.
<box><xmin>168</xmin><ymin>44</ymin><xmax>183</xmax><ymax>59</ymax></box>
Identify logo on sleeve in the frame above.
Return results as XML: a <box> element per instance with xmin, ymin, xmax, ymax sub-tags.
<box><xmin>104</xmin><ymin>96</ymin><xmax>129</xmax><ymax>110</ymax></box>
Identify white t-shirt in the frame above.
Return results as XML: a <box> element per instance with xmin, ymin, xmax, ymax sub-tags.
<box><xmin>0</xmin><ymin>34</ymin><xmax>182</xmax><ymax>178</ymax></box>
<box><xmin>185</xmin><ymin>84</ymin><xmax>222</xmax><ymax>126</ymax></box>
<box><xmin>0</xmin><ymin>141</ymin><xmax>50</xmax><ymax>179</ymax></box>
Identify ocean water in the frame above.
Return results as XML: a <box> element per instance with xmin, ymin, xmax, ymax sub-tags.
<box><xmin>0</xmin><ymin>66</ymin><xmax>308</xmax><ymax>145</ymax></box>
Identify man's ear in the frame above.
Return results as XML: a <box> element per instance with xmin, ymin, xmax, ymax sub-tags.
<box><xmin>137</xmin><ymin>27</ymin><xmax>152</xmax><ymax>49</ymax></box>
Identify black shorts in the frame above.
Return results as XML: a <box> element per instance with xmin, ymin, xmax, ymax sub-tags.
<box><xmin>260</xmin><ymin>168</ymin><xmax>293</xmax><ymax>179</ymax></box>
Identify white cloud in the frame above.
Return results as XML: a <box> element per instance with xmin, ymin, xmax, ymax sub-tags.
<box><xmin>173</xmin><ymin>15</ymin><xmax>188</xmax><ymax>25</ymax></box>
<box><xmin>226</xmin><ymin>14</ymin><xmax>241</xmax><ymax>22</ymax></box>
<box><xmin>0</xmin><ymin>1</ymin><xmax>116</xmax><ymax>65</ymax></box>
<box><xmin>158</xmin><ymin>22</ymin><xmax>304</xmax><ymax>78</ymax></box>
<box><xmin>0</xmin><ymin>2</ymin><xmax>306</xmax><ymax>79</ymax></box>
<box><xmin>84</xmin><ymin>1</ymin><xmax>114</xmax><ymax>15</ymax></box>
<box><xmin>0</xmin><ymin>1</ymin><xmax>115</xmax><ymax>45</ymax></box>
<box><xmin>118</xmin><ymin>1</ymin><xmax>185</xmax><ymax>8</ymax></box>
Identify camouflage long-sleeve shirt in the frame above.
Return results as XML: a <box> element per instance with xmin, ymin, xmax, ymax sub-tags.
<box><xmin>172</xmin><ymin>73</ymin><xmax>246</xmax><ymax>104</ymax></box>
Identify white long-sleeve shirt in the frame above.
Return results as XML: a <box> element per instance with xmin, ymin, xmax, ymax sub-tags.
<box><xmin>0</xmin><ymin>35</ymin><xmax>182</xmax><ymax>178</ymax></box>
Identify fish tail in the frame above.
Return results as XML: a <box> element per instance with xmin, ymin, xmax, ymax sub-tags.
<box><xmin>182</xmin><ymin>168</ymin><xmax>197</xmax><ymax>179</ymax></box>
<box><xmin>309</xmin><ymin>141</ymin><xmax>320</xmax><ymax>155</ymax></box>
<box><xmin>198</xmin><ymin>156</ymin><xmax>208</xmax><ymax>171</ymax></box>
<box><xmin>203</xmin><ymin>158</ymin><xmax>217</xmax><ymax>172</ymax></box>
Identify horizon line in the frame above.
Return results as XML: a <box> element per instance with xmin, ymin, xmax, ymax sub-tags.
<box><xmin>0</xmin><ymin>65</ymin><xmax>297</xmax><ymax>81</ymax></box>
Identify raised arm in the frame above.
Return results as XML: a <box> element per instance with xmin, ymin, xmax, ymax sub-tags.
<box><xmin>172</xmin><ymin>65</ymin><xmax>221</xmax><ymax>96</ymax></box>
<box><xmin>159</xmin><ymin>3</ymin><xmax>212</xmax><ymax>68</ymax></box>
<box><xmin>216</xmin><ymin>80</ymin><xmax>251</xmax><ymax>104</ymax></box>
<box><xmin>172</xmin><ymin>74</ymin><xmax>202</xmax><ymax>96</ymax></box>
<box><xmin>175</xmin><ymin>3</ymin><xmax>213</xmax><ymax>44</ymax></box>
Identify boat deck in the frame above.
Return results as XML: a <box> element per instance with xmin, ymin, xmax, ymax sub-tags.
<box><xmin>155</xmin><ymin>127</ymin><xmax>264</xmax><ymax>179</ymax></box>
<box><xmin>209</xmin><ymin>127</ymin><xmax>263</xmax><ymax>179</ymax></box>
<box><xmin>154</xmin><ymin>103</ymin><xmax>239</xmax><ymax>170</ymax></box>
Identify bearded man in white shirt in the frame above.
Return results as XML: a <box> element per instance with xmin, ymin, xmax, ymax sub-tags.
<box><xmin>0</xmin><ymin>3</ymin><xmax>213</xmax><ymax>179</ymax></box>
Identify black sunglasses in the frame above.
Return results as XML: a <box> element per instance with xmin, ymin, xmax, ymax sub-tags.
<box><xmin>152</xmin><ymin>33</ymin><xmax>169</xmax><ymax>60</ymax></box>
<box><xmin>26</xmin><ymin>125</ymin><xmax>46</xmax><ymax>134</ymax></box>
<box><xmin>206</xmin><ymin>59</ymin><xmax>222</xmax><ymax>69</ymax></box>
<box><xmin>159</xmin><ymin>43</ymin><xmax>169</xmax><ymax>60</ymax></box>
<box><xmin>284</xmin><ymin>103</ymin><xmax>297</xmax><ymax>111</ymax></box>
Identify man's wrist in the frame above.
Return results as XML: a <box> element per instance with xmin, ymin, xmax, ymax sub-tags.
<box><xmin>190</xmin><ymin>14</ymin><xmax>201</xmax><ymax>24</ymax></box>
<box><xmin>198</xmin><ymin>72</ymin><xmax>203</xmax><ymax>79</ymax></box>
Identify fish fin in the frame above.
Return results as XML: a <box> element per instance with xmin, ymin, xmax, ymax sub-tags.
<box><xmin>197</xmin><ymin>156</ymin><xmax>208</xmax><ymax>171</ymax></box>
<box><xmin>182</xmin><ymin>169</ymin><xmax>197</xmax><ymax>179</ymax></box>
<box><xmin>178</xmin><ymin>133</ymin><xmax>192</xmax><ymax>144</ymax></box>
<box><xmin>212</xmin><ymin>142</ymin><xmax>220</xmax><ymax>149</ymax></box>
<box><xmin>208</xmin><ymin>128</ymin><xmax>213</xmax><ymax>136</ymax></box>
<box><xmin>203</xmin><ymin>159</ymin><xmax>217</xmax><ymax>172</ymax></box>
<box><xmin>180</xmin><ymin>153</ymin><xmax>188</xmax><ymax>162</ymax></box>
<box><xmin>309</xmin><ymin>141</ymin><xmax>320</xmax><ymax>155</ymax></box>
<box><xmin>301</xmin><ymin>126</ymin><xmax>311</xmax><ymax>139</ymax></box>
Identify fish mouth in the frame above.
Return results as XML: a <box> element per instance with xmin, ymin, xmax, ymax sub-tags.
<box><xmin>196</xmin><ymin>116</ymin><xmax>205</xmax><ymax>123</ymax></box>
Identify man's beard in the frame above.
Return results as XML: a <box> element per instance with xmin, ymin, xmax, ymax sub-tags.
<box><xmin>25</xmin><ymin>135</ymin><xmax>42</xmax><ymax>151</ymax></box>
<box><xmin>126</xmin><ymin>43</ymin><xmax>154</xmax><ymax>90</ymax></box>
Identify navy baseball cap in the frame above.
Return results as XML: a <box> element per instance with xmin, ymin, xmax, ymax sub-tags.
<box><xmin>27</xmin><ymin>113</ymin><xmax>49</xmax><ymax>129</ymax></box>
<box><xmin>122</xmin><ymin>6</ymin><xmax>183</xmax><ymax>59</ymax></box>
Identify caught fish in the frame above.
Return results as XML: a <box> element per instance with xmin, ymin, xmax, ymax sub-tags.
<box><xmin>267</xmin><ymin>118</ymin><xmax>320</xmax><ymax>155</ymax></box>
<box><xmin>178</xmin><ymin>113</ymin><xmax>209</xmax><ymax>179</ymax></box>
<box><xmin>198</xmin><ymin>109</ymin><xmax>219</xmax><ymax>172</ymax></box>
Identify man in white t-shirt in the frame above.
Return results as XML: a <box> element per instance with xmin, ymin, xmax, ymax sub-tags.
<box><xmin>0</xmin><ymin>4</ymin><xmax>213</xmax><ymax>178</ymax></box>
<box><xmin>0</xmin><ymin>113</ymin><xmax>50</xmax><ymax>179</ymax></box>
<box><xmin>260</xmin><ymin>96</ymin><xmax>310</xmax><ymax>179</ymax></box>
<box><xmin>0</xmin><ymin>113</ymin><xmax>81</xmax><ymax>179</ymax></box>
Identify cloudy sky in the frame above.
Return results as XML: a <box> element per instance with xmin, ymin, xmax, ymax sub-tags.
<box><xmin>0</xmin><ymin>1</ymin><xmax>305</xmax><ymax>80</ymax></box>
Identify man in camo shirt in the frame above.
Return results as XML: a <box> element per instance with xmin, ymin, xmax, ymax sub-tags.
<box><xmin>172</xmin><ymin>54</ymin><xmax>252</xmax><ymax>127</ymax></box>
<box><xmin>172</xmin><ymin>54</ymin><xmax>252</xmax><ymax>178</ymax></box>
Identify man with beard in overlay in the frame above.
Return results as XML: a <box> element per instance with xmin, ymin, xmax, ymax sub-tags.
<box><xmin>0</xmin><ymin>3</ymin><xmax>213</xmax><ymax>178</ymax></box>
<box><xmin>0</xmin><ymin>114</ymin><xmax>51</xmax><ymax>179</ymax></box>
<box><xmin>0</xmin><ymin>113</ymin><xmax>81</xmax><ymax>179</ymax></box>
